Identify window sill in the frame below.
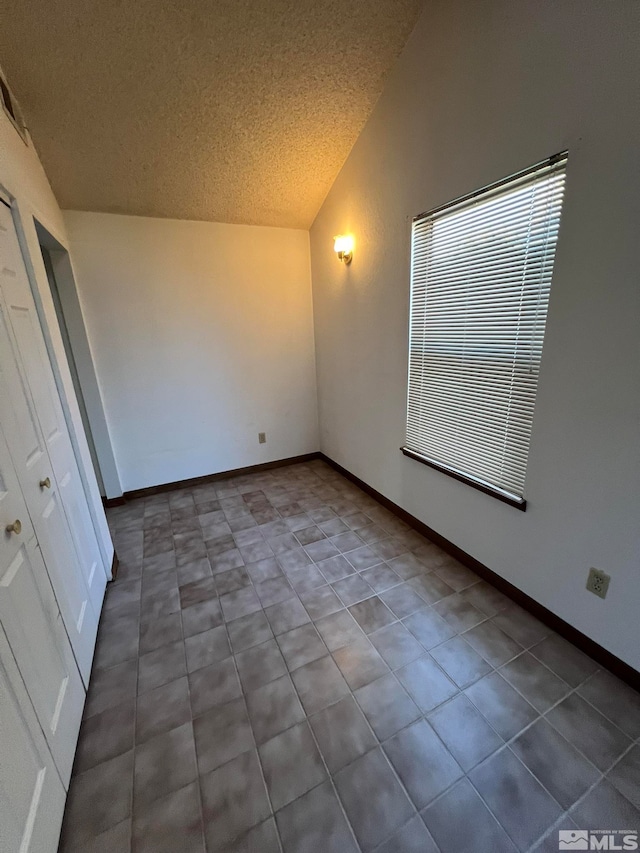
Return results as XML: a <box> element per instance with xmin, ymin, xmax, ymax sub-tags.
<box><xmin>400</xmin><ymin>447</ymin><xmax>527</xmax><ymax>511</ymax></box>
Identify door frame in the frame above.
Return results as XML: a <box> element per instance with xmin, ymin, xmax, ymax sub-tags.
<box><xmin>0</xmin><ymin>183</ymin><xmax>114</xmax><ymax>578</ymax></box>
<box><xmin>40</xmin><ymin>243</ymin><xmax>107</xmax><ymax>496</ymax></box>
<box><xmin>36</xmin><ymin>221</ymin><xmax>122</xmax><ymax>500</ymax></box>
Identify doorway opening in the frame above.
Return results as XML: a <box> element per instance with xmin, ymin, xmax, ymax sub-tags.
<box><xmin>35</xmin><ymin>220</ymin><xmax>121</xmax><ymax>499</ymax></box>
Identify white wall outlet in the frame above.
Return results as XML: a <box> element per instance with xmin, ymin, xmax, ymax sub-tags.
<box><xmin>586</xmin><ymin>567</ymin><xmax>610</xmax><ymax>599</ymax></box>
<box><xmin>258</xmin><ymin>432</ymin><xmax>266</xmax><ymax>444</ymax></box>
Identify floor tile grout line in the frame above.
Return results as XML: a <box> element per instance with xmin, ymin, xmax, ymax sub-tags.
<box><xmin>458</xmin><ymin>674</ymin><xmax>639</xmax><ymax>851</ymax></box>
<box><xmin>413</xmin><ymin>687</ymin><xmax>594</xmax><ymax>852</ymax></box>
<box><xmin>568</xmin><ymin>735</ymin><xmax>640</xmax><ymax>798</ymax></box>
<box><xmin>372</xmin><ymin>671</ymin><xmax>560</xmax><ymax>850</ymax></box>
<box><xmin>189</xmin><ymin>507</ymin><xmax>283</xmax><ymax>853</ymax></box>
<box><xmin>197</xmin><ymin>596</ymin><xmax>633</xmax><ymax>852</ymax></box>
<box><xmin>523</xmin><ymin>729</ymin><xmax>640</xmax><ymax>851</ymax></box>
<box><xmin>128</xmin><ymin>536</ymin><xmax>145</xmax><ymax>850</ymax></box>
<box><xmin>297</xmin><ymin>702</ymin><xmax>367</xmax><ymax>853</ymax></box>
<box><xmin>527</xmin><ymin>813</ymin><xmax>579</xmax><ymax>853</ymax></box>
<box><xmin>83</xmin><ymin>462</ymin><xmax>638</xmax><ymax>853</ymax></box>
<box><xmin>177</xmin><ymin>565</ymin><xmax>209</xmax><ymax>853</ymax></box>
<box><xmin>182</xmin><ymin>623</ymin><xmax>448</xmax><ymax>843</ymax></box>
<box><xmin>569</xmin><ymin>677</ymin><xmax>640</xmax><ymax>744</ymax></box>
<box><xmin>249</xmin><ymin>623</ymin><xmax>475</xmax><ymax>848</ymax></box>
<box><xmin>464</xmin><ymin>763</ymin><xmax>549</xmax><ymax>853</ymax></box>
<box><xmin>105</xmin><ymin>528</ymin><xmax>608</xmax><ymax>728</ymax></box>
<box><xmin>233</xmin><ymin>669</ymin><xmax>285</xmax><ymax>853</ymax></box>
<box><xmin>296</xmin><ymin>664</ymin><xmax>440</xmax><ymax>853</ymax></box>
<box><xmin>274</xmin><ymin>477</ymin><xmax>633</xmax><ymax>837</ymax></box>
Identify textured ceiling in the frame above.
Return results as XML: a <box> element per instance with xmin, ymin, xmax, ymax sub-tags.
<box><xmin>0</xmin><ymin>0</ymin><xmax>424</xmax><ymax>228</ymax></box>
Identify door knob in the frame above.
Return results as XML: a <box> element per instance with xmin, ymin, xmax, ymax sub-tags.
<box><xmin>39</xmin><ymin>477</ymin><xmax>51</xmax><ymax>489</ymax></box>
<box><xmin>6</xmin><ymin>519</ymin><xmax>22</xmax><ymax>535</ymax></box>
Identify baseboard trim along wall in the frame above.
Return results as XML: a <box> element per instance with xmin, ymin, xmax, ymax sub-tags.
<box><xmin>103</xmin><ymin>449</ymin><xmax>638</xmax><ymax>690</ymax></box>
<box><xmin>318</xmin><ymin>453</ymin><xmax>640</xmax><ymax>693</ymax></box>
<box><xmin>102</xmin><ymin>453</ymin><xmax>322</xmax><ymax>507</ymax></box>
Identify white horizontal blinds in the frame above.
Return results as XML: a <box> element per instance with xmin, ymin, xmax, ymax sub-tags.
<box><xmin>407</xmin><ymin>156</ymin><xmax>567</xmax><ymax>500</ymax></box>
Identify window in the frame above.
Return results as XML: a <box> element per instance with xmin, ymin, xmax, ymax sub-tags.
<box><xmin>403</xmin><ymin>153</ymin><xmax>567</xmax><ymax>509</ymax></box>
<box><xmin>0</xmin><ymin>70</ymin><xmax>27</xmax><ymax>142</ymax></box>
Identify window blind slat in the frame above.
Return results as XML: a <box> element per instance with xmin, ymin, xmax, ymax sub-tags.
<box><xmin>405</xmin><ymin>156</ymin><xmax>567</xmax><ymax>502</ymax></box>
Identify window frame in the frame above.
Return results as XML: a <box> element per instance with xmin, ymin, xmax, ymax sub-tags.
<box><xmin>401</xmin><ymin>152</ymin><xmax>568</xmax><ymax>510</ymax></box>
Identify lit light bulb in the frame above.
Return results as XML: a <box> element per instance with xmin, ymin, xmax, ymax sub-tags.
<box><xmin>333</xmin><ymin>234</ymin><xmax>354</xmax><ymax>264</ymax></box>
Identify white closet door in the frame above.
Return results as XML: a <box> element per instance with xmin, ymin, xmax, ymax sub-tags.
<box><xmin>0</xmin><ymin>302</ymin><xmax>98</xmax><ymax>682</ymax></box>
<box><xmin>0</xmin><ymin>206</ymin><xmax>103</xmax><ymax>683</ymax></box>
<box><xmin>0</xmin><ymin>623</ymin><xmax>66</xmax><ymax>853</ymax></box>
<box><xmin>0</xmin><ymin>202</ymin><xmax>105</xmax><ymax>622</ymax></box>
<box><xmin>0</xmin><ymin>419</ymin><xmax>84</xmax><ymax>786</ymax></box>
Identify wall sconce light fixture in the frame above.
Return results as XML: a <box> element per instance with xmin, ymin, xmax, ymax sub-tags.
<box><xmin>334</xmin><ymin>234</ymin><xmax>354</xmax><ymax>265</ymax></box>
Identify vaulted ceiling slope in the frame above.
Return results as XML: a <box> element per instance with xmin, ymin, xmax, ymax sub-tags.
<box><xmin>0</xmin><ymin>0</ymin><xmax>424</xmax><ymax>228</ymax></box>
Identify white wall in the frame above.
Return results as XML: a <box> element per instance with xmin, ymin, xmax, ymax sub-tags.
<box><xmin>0</xmin><ymin>102</ymin><xmax>113</xmax><ymax>571</ymax></box>
<box><xmin>65</xmin><ymin>212</ymin><xmax>319</xmax><ymax>492</ymax></box>
<box><xmin>309</xmin><ymin>0</ymin><xmax>640</xmax><ymax>669</ymax></box>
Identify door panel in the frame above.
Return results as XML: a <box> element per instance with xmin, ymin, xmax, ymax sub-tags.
<box><xmin>0</xmin><ymin>304</ymin><xmax>98</xmax><ymax>682</ymax></box>
<box><xmin>0</xmin><ymin>420</ymin><xmax>85</xmax><ymax>784</ymax></box>
<box><xmin>0</xmin><ymin>203</ymin><xmax>105</xmax><ymax>620</ymax></box>
<box><xmin>0</xmin><ymin>542</ymin><xmax>85</xmax><ymax>786</ymax></box>
<box><xmin>0</xmin><ymin>235</ymin><xmax>100</xmax><ymax>684</ymax></box>
<box><xmin>0</xmin><ymin>624</ymin><xmax>66</xmax><ymax>853</ymax></box>
<box><xmin>7</xmin><ymin>306</ymin><xmax>62</xmax><ymax>448</ymax></box>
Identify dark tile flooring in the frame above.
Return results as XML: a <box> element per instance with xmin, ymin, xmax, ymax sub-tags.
<box><xmin>58</xmin><ymin>460</ymin><xmax>640</xmax><ymax>852</ymax></box>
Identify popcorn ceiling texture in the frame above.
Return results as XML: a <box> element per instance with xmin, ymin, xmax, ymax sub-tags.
<box><xmin>0</xmin><ymin>0</ymin><xmax>424</xmax><ymax>228</ymax></box>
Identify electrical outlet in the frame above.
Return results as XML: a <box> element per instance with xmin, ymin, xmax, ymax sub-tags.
<box><xmin>586</xmin><ymin>567</ymin><xmax>610</xmax><ymax>599</ymax></box>
<box><xmin>258</xmin><ymin>432</ymin><xmax>266</xmax><ymax>444</ymax></box>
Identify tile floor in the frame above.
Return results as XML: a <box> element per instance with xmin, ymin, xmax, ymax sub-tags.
<box><xmin>58</xmin><ymin>460</ymin><xmax>640</xmax><ymax>853</ymax></box>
